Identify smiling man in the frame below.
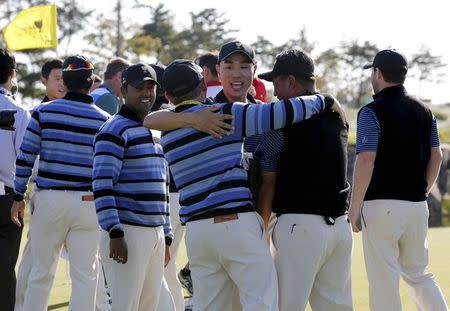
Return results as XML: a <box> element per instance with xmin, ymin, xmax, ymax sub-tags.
<box><xmin>93</xmin><ymin>63</ymin><xmax>173</xmax><ymax>311</ymax></box>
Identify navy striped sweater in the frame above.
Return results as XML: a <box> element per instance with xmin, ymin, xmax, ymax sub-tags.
<box><xmin>93</xmin><ymin>105</ymin><xmax>172</xmax><ymax>240</ymax></box>
<box><xmin>161</xmin><ymin>95</ymin><xmax>327</xmax><ymax>223</ymax></box>
<box><xmin>14</xmin><ymin>93</ymin><xmax>110</xmax><ymax>201</ymax></box>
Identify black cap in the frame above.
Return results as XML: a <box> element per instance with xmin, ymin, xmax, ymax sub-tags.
<box><xmin>363</xmin><ymin>49</ymin><xmax>408</xmax><ymax>75</ymax></box>
<box><xmin>218</xmin><ymin>40</ymin><xmax>255</xmax><ymax>64</ymax></box>
<box><xmin>258</xmin><ymin>49</ymin><xmax>315</xmax><ymax>82</ymax></box>
<box><xmin>63</xmin><ymin>55</ymin><xmax>94</xmax><ymax>72</ymax></box>
<box><xmin>162</xmin><ymin>59</ymin><xmax>203</xmax><ymax>97</ymax></box>
<box><xmin>150</xmin><ymin>63</ymin><xmax>166</xmax><ymax>92</ymax></box>
<box><xmin>121</xmin><ymin>63</ymin><xmax>159</xmax><ymax>87</ymax></box>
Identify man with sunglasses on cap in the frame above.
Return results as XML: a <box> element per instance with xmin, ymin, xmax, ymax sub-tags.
<box><xmin>0</xmin><ymin>48</ymin><xmax>30</xmax><ymax>311</ymax></box>
<box><xmin>11</xmin><ymin>55</ymin><xmax>109</xmax><ymax>311</ymax></box>
<box><xmin>348</xmin><ymin>49</ymin><xmax>448</xmax><ymax>311</ymax></box>
<box><xmin>93</xmin><ymin>63</ymin><xmax>172</xmax><ymax>311</ymax></box>
<box><xmin>258</xmin><ymin>49</ymin><xmax>353</xmax><ymax>311</ymax></box>
<box><xmin>143</xmin><ymin>57</ymin><xmax>342</xmax><ymax>311</ymax></box>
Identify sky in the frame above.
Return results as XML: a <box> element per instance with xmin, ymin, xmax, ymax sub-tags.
<box><xmin>26</xmin><ymin>0</ymin><xmax>450</xmax><ymax>104</ymax></box>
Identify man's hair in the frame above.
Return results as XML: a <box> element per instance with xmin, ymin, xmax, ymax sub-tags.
<box><xmin>63</xmin><ymin>70</ymin><xmax>93</xmax><ymax>92</ymax></box>
<box><xmin>277</xmin><ymin>49</ymin><xmax>315</xmax><ymax>84</ymax></box>
<box><xmin>380</xmin><ymin>70</ymin><xmax>406</xmax><ymax>84</ymax></box>
<box><xmin>170</xmin><ymin>80</ymin><xmax>204</xmax><ymax>105</ymax></box>
<box><xmin>104</xmin><ymin>58</ymin><xmax>130</xmax><ymax>80</ymax></box>
<box><xmin>41</xmin><ymin>59</ymin><xmax>63</xmax><ymax>79</ymax></box>
<box><xmin>0</xmin><ymin>48</ymin><xmax>16</xmax><ymax>84</ymax></box>
<box><xmin>195</xmin><ymin>52</ymin><xmax>219</xmax><ymax>77</ymax></box>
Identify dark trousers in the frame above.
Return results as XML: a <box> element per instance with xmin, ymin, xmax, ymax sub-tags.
<box><xmin>0</xmin><ymin>194</ymin><xmax>23</xmax><ymax>311</ymax></box>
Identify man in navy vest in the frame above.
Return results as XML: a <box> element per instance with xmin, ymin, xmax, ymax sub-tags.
<box><xmin>349</xmin><ymin>49</ymin><xmax>448</xmax><ymax>311</ymax></box>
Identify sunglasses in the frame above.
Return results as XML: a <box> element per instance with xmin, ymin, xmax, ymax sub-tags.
<box><xmin>63</xmin><ymin>61</ymin><xmax>94</xmax><ymax>71</ymax></box>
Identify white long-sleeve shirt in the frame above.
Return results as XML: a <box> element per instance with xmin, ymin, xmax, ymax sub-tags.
<box><xmin>0</xmin><ymin>87</ymin><xmax>30</xmax><ymax>189</ymax></box>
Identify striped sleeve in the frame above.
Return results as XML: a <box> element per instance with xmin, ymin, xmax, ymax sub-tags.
<box><xmin>431</xmin><ymin>116</ymin><xmax>440</xmax><ymax>147</ymax></box>
<box><xmin>259</xmin><ymin>129</ymin><xmax>284</xmax><ymax>172</ymax></box>
<box><xmin>14</xmin><ymin>110</ymin><xmax>42</xmax><ymax>200</ymax></box>
<box><xmin>231</xmin><ymin>94</ymin><xmax>325</xmax><ymax>138</ymax></box>
<box><xmin>356</xmin><ymin>107</ymin><xmax>380</xmax><ymax>153</ymax></box>
<box><xmin>93</xmin><ymin>130</ymin><xmax>125</xmax><ymax>233</ymax></box>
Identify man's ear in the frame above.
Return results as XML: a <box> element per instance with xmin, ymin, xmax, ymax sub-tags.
<box><xmin>121</xmin><ymin>85</ymin><xmax>127</xmax><ymax>98</ymax></box>
<box><xmin>41</xmin><ymin>77</ymin><xmax>47</xmax><ymax>87</ymax></box>
<box><xmin>164</xmin><ymin>91</ymin><xmax>172</xmax><ymax>104</ymax></box>
<box><xmin>216</xmin><ymin>64</ymin><xmax>221</xmax><ymax>81</ymax></box>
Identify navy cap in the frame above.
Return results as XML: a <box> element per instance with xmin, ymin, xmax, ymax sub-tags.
<box><xmin>162</xmin><ymin>60</ymin><xmax>203</xmax><ymax>97</ymax></box>
<box><xmin>63</xmin><ymin>55</ymin><xmax>94</xmax><ymax>72</ymax></box>
<box><xmin>259</xmin><ymin>49</ymin><xmax>315</xmax><ymax>82</ymax></box>
<box><xmin>218</xmin><ymin>40</ymin><xmax>255</xmax><ymax>64</ymax></box>
<box><xmin>363</xmin><ymin>49</ymin><xmax>408</xmax><ymax>75</ymax></box>
<box><xmin>121</xmin><ymin>63</ymin><xmax>159</xmax><ymax>87</ymax></box>
<box><xmin>150</xmin><ymin>63</ymin><xmax>166</xmax><ymax>92</ymax></box>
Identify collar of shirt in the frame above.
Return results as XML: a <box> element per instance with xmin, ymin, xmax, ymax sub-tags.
<box><xmin>174</xmin><ymin>100</ymin><xmax>205</xmax><ymax>112</ymax></box>
<box><xmin>214</xmin><ymin>89</ymin><xmax>256</xmax><ymax>104</ymax></box>
<box><xmin>98</xmin><ymin>82</ymin><xmax>115</xmax><ymax>95</ymax></box>
<box><xmin>0</xmin><ymin>86</ymin><xmax>11</xmax><ymax>96</ymax></box>
<box><xmin>373</xmin><ymin>85</ymin><xmax>406</xmax><ymax>100</ymax></box>
<box><xmin>117</xmin><ymin>105</ymin><xmax>142</xmax><ymax>123</ymax></box>
<box><xmin>64</xmin><ymin>92</ymin><xmax>93</xmax><ymax>104</ymax></box>
<box><xmin>41</xmin><ymin>95</ymin><xmax>51</xmax><ymax>103</ymax></box>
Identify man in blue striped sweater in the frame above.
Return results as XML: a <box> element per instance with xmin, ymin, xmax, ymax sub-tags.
<box><xmin>11</xmin><ymin>55</ymin><xmax>110</xmax><ymax>311</ymax></box>
<box><xmin>144</xmin><ymin>59</ymin><xmax>342</xmax><ymax>311</ymax></box>
<box><xmin>93</xmin><ymin>63</ymin><xmax>172</xmax><ymax>311</ymax></box>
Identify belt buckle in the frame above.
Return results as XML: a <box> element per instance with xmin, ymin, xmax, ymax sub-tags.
<box><xmin>213</xmin><ymin>213</ymin><xmax>238</xmax><ymax>224</ymax></box>
<box><xmin>82</xmin><ymin>194</ymin><xmax>94</xmax><ymax>202</ymax></box>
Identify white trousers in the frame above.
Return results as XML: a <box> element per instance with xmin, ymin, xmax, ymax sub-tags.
<box><xmin>158</xmin><ymin>192</ymin><xmax>186</xmax><ymax>311</ymax></box>
<box><xmin>101</xmin><ymin>224</ymin><xmax>165</xmax><ymax>311</ymax></box>
<box><xmin>22</xmin><ymin>190</ymin><xmax>100</xmax><ymax>311</ymax></box>
<box><xmin>185</xmin><ymin>212</ymin><xmax>278</xmax><ymax>311</ymax></box>
<box><xmin>273</xmin><ymin>214</ymin><xmax>353</xmax><ymax>311</ymax></box>
<box><xmin>362</xmin><ymin>200</ymin><xmax>448</xmax><ymax>311</ymax></box>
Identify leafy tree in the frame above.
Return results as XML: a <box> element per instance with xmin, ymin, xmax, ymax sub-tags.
<box><xmin>338</xmin><ymin>40</ymin><xmax>378</xmax><ymax>107</ymax></box>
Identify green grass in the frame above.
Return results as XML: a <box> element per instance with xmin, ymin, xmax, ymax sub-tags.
<box><xmin>17</xmin><ymin>219</ymin><xmax>450</xmax><ymax>310</ymax></box>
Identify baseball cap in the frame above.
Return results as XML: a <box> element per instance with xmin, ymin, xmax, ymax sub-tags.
<box><xmin>121</xmin><ymin>63</ymin><xmax>159</xmax><ymax>87</ymax></box>
<box><xmin>218</xmin><ymin>40</ymin><xmax>255</xmax><ymax>64</ymax></box>
<box><xmin>150</xmin><ymin>63</ymin><xmax>166</xmax><ymax>92</ymax></box>
<box><xmin>258</xmin><ymin>49</ymin><xmax>315</xmax><ymax>82</ymax></box>
<box><xmin>363</xmin><ymin>49</ymin><xmax>408</xmax><ymax>75</ymax></box>
<box><xmin>63</xmin><ymin>55</ymin><xmax>94</xmax><ymax>72</ymax></box>
<box><xmin>162</xmin><ymin>59</ymin><xmax>203</xmax><ymax>97</ymax></box>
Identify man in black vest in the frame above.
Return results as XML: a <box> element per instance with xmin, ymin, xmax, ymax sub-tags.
<box><xmin>258</xmin><ymin>49</ymin><xmax>353</xmax><ymax>311</ymax></box>
<box><xmin>349</xmin><ymin>49</ymin><xmax>448</xmax><ymax>311</ymax></box>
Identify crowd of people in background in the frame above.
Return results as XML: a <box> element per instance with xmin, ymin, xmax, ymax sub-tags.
<box><xmin>0</xmin><ymin>39</ymin><xmax>448</xmax><ymax>311</ymax></box>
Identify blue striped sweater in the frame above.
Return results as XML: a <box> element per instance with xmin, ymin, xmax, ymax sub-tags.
<box><xmin>93</xmin><ymin>105</ymin><xmax>172</xmax><ymax>240</ymax></box>
<box><xmin>161</xmin><ymin>95</ymin><xmax>327</xmax><ymax>223</ymax></box>
<box><xmin>14</xmin><ymin>93</ymin><xmax>110</xmax><ymax>201</ymax></box>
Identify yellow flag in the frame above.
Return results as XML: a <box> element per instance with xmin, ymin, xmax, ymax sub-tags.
<box><xmin>2</xmin><ymin>4</ymin><xmax>58</xmax><ymax>51</ymax></box>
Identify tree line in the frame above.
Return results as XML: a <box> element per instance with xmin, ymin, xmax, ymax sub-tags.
<box><xmin>0</xmin><ymin>0</ymin><xmax>447</xmax><ymax>107</ymax></box>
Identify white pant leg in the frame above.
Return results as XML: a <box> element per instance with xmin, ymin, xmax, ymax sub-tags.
<box><xmin>186</xmin><ymin>212</ymin><xmax>278</xmax><ymax>311</ymax></box>
<box><xmin>22</xmin><ymin>190</ymin><xmax>69</xmax><ymax>311</ymax></box>
<box><xmin>309</xmin><ymin>216</ymin><xmax>354</xmax><ymax>311</ymax></box>
<box><xmin>15</xmin><ymin>191</ymin><xmax>36</xmax><ymax>311</ymax></box>
<box><xmin>157</xmin><ymin>277</ymin><xmax>175</xmax><ymax>311</ymax></box>
<box><xmin>362</xmin><ymin>200</ymin><xmax>410</xmax><ymax>311</ymax></box>
<box><xmin>158</xmin><ymin>192</ymin><xmax>185</xmax><ymax>311</ymax></box>
<box><xmin>397</xmin><ymin>201</ymin><xmax>448</xmax><ymax>311</ymax></box>
<box><xmin>96</xmin><ymin>257</ymin><xmax>112</xmax><ymax>311</ymax></box>
<box><xmin>65</xmin><ymin>194</ymin><xmax>100</xmax><ymax>311</ymax></box>
<box><xmin>103</xmin><ymin>225</ymin><xmax>165</xmax><ymax>311</ymax></box>
<box><xmin>274</xmin><ymin>214</ymin><xmax>326</xmax><ymax>311</ymax></box>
